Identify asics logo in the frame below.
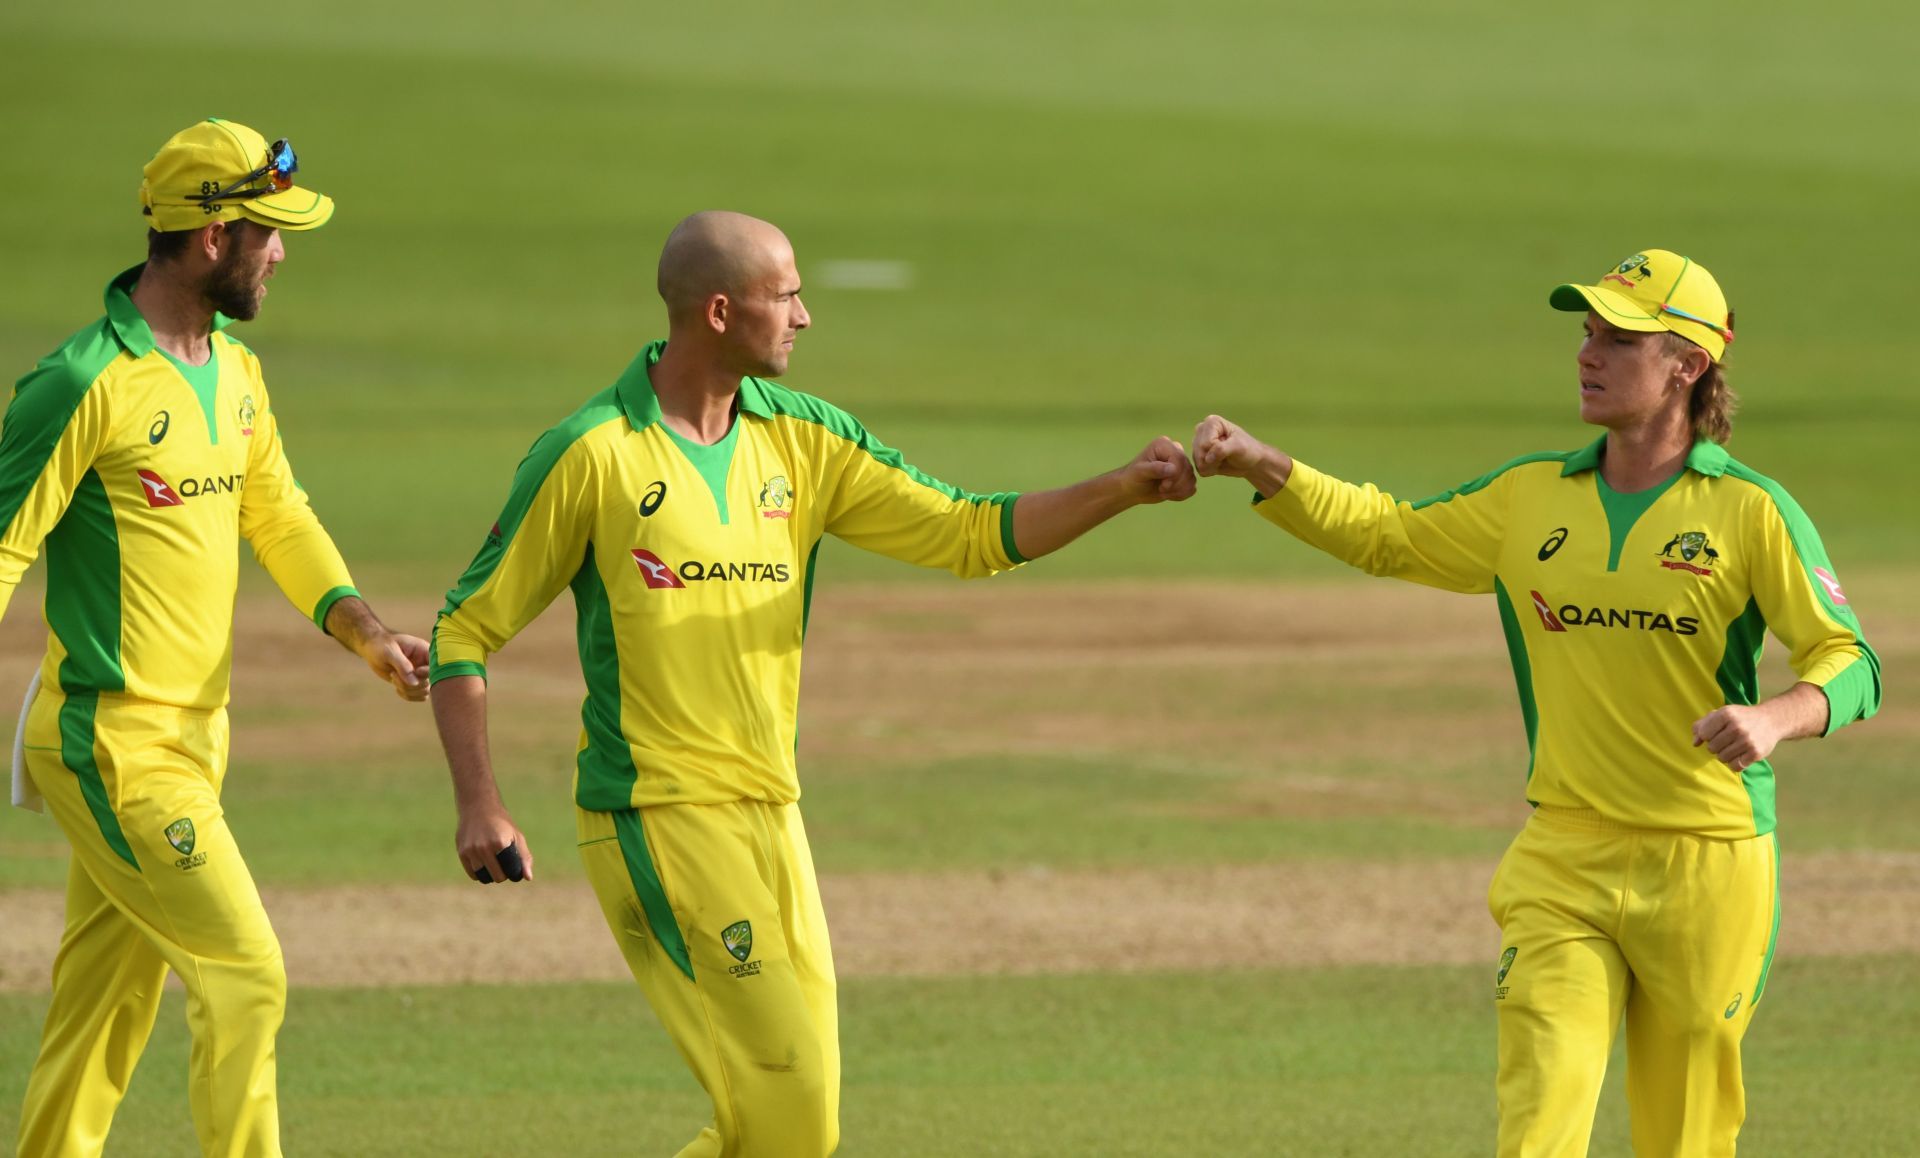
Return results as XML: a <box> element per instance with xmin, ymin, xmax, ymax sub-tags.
<box><xmin>1537</xmin><ymin>527</ymin><xmax>1568</xmax><ymax>562</ymax></box>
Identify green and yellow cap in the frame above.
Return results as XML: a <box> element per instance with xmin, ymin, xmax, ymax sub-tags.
<box><xmin>1549</xmin><ymin>249</ymin><xmax>1733</xmax><ymax>362</ymax></box>
<box><xmin>139</xmin><ymin>118</ymin><xmax>333</xmax><ymax>233</ymax></box>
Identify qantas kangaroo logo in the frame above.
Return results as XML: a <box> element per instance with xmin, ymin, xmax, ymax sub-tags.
<box><xmin>631</xmin><ymin>549</ymin><xmax>687</xmax><ymax>589</ymax></box>
<box><xmin>137</xmin><ymin>470</ymin><xmax>183</xmax><ymax>507</ymax></box>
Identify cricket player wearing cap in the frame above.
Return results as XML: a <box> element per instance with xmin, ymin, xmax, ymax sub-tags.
<box><xmin>3</xmin><ymin>118</ymin><xmax>429</xmax><ymax>1157</ymax></box>
<box><xmin>1191</xmin><ymin>250</ymin><xmax>1880</xmax><ymax>1156</ymax></box>
<box><xmin>428</xmin><ymin>210</ymin><xmax>1196</xmax><ymax>1156</ymax></box>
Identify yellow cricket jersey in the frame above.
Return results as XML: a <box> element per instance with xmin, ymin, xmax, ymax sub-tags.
<box><xmin>431</xmin><ymin>340</ymin><xmax>1023</xmax><ymax>810</ymax></box>
<box><xmin>0</xmin><ymin>266</ymin><xmax>359</xmax><ymax>710</ymax></box>
<box><xmin>1256</xmin><ymin>438</ymin><xmax>1880</xmax><ymax>838</ymax></box>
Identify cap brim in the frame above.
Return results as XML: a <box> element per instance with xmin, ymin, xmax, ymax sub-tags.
<box><xmin>1549</xmin><ymin>284</ymin><xmax>1666</xmax><ymax>331</ymax></box>
<box><xmin>236</xmin><ymin>185</ymin><xmax>333</xmax><ymax>231</ymax></box>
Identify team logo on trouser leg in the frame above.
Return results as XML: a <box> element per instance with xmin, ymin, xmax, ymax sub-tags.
<box><xmin>722</xmin><ymin>920</ymin><xmax>761</xmax><ymax>978</ymax></box>
<box><xmin>165</xmin><ymin>817</ymin><xmax>207</xmax><ymax>869</ymax></box>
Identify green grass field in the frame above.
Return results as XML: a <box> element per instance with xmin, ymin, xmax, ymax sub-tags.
<box><xmin>2</xmin><ymin>0</ymin><xmax>1916</xmax><ymax>1153</ymax></box>
<box><xmin>3</xmin><ymin>957</ymin><xmax>1918</xmax><ymax>1157</ymax></box>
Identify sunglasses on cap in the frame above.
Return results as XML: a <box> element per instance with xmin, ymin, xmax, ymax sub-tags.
<box><xmin>1657</xmin><ymin>301</ymin><xmax>1735</xmax><ymax>346</ymax></box>
<box><xmin>188</xmin><ymin>138</ymin><xmax>298</xmax><ymax>205</ymax></box>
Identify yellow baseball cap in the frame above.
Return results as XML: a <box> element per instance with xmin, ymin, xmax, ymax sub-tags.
<box><xmin>1549</xmin><ymin>249</ymin><xmax>1733</xmax><ymax>362</ymax></box>
<box><xmin>139</xmin><ymin>118</ymin><xmax>334</xmax><ymax>233</ymax></box>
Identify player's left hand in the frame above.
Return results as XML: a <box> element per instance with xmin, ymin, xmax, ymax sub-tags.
<box><xmin>1120</xmin><ymin>436</ymin><xmax>1198</xmax><ymax>504</ymax></box>
<box><xmin>1691</xmin><ymin>704</ymin><xmax>1781</xmax><ymax>772</ymax></box>
<box><xmin>357</xmin><ymin>631</ymin><xmax>431</xmax><ymax>702</ymax></box>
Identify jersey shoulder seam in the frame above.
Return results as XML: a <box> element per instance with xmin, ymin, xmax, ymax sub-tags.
<box><xmin>1407</xmin><ymin>449</ymin><xmax>1570</xmax><ymax>510</ymax></box>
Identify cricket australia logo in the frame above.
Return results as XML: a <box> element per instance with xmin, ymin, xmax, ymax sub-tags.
<box><xmin>722</xmin><ymin>920</ymin><xmax>760</xmax><ymax>978</ymax></box>
<box><xmin>238</xmin><ymin>394</ymin><xmax>256</xmax><ymax>437</ymax></box>
<box><xmin>722</xmin><ymin>920</ymin><xmax>753</xmax><ymax>962</ymax></box>
<box><xmin>758</xmin><ymin>475</ymin><xmax>793</xmax><ymax>520</ymax></box>
<box><xmin>1656</xmin><ymin>530</ymin><xmax>1720</xmax><ymax>577</ymax></box>
<box><xmin>1494</xmin><ymin>946</ymin><xmax>1517</xmax><ymax>1001</ymax></box>
<box><xmin>1603</xmin><ymin>253</ymin><xmax>1652</xmax><ymax>289</ymax></box>
<box><xmin>165</xmin><ymin>817</ymin><xmax>207</xmax><ymax>870</ymax></box>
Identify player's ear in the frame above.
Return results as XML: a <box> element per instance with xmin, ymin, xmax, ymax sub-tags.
<box><xmin>704</xmin><ymin>293</ymin><xmax>730</xmax><ymax>335</ymax></box>
<box><xmin>197</xmin><ymin>221</ymin><xmax>228</xmax><ymax>264</ymax></box>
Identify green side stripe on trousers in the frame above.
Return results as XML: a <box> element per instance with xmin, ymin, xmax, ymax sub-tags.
<box><xmin>612</xmin><ymin>810</ymin><xmax>694</xmax><ymax>981</ymax></box>
<box><xmin>59</xmin><ymin>692</ymin><xmax>137</xmax><ymax>869</ymax></box>
<box><xmin>1753</xmin><ymin>832</ymin><xmax>1782</xmax><ymax>1006</ymax></box>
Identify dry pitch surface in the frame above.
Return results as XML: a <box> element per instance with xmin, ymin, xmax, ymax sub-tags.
<box><xmin>2</xmin><ymin>579</ymin><xmax>1915</xmax><ymax>989</ymax></box>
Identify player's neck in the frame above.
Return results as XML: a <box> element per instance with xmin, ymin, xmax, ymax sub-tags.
<box><xmin>130</xmin><ymin>262</ymin><xmax>218</xmax><ymax>365</ymax></box>
<box><xmin>648</xmin><ymin>342</ymin><xmax>740</xmax><ymax>446</ymax></box>
<box><xmin>1600</xmin><ymin>411</ymin><xmax>1692</xmax><ymax>493</ymax></box>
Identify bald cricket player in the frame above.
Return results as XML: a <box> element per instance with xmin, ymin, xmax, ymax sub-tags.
<box><xmin>428</xmin><ymin>210</ymin><xmax>1195</xmax><ymax>1156</ymax></box>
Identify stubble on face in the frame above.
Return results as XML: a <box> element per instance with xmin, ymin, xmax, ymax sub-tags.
<box><xmin>204</xmin><ymin>223</ymin><xmax>270</xmax><ymax>321</ymax></box>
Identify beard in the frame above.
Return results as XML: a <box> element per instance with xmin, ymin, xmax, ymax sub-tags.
<box><xmin>204</xmin><ymin>246</ymin><xmax>264</xmax><ymax>321</ymax></box>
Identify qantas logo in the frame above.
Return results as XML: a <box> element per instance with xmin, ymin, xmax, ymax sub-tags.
<box><xmin>630</xmin><ymin>550</ymin><xmax>792</xmax><ymax>588</ymax></box>
<box><xmin>1529</xmin><ymin>590</ymin><xmax>1567</xmax><ymax>632</ymax></box>
<box><xmin>1530</xmin><ymin>589</ymin><xmax>1699</xmax><ymax>636</ymax></box>
<box><xmin>631</xmin><ymin>549</ymin><xmax>687</xmax><ymax>589</ymax></box>
<box><xmin>137</xmin><ymin>470</ymin><xmax>245</xmax><ymax>507</ymax></box>
<box><xmin>138</xmin><ymin>469</ymin><xmax>182</xmax><ymax>507</ymax></box>
<box><xmin>1813</xmin><ymin>567</ymin><xmax>1848</xmax><ymax>605</ymax></box>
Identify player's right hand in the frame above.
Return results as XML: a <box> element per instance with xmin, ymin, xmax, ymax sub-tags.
<box><xmin>456</xmin><ymin>806</ymin><xmax>534</xmax><ymax>885</ymax></box>
<box><xmin>1191</xmin><ymin>414</ymin><xmax>1263</xmax><ymax>478</ymax></box>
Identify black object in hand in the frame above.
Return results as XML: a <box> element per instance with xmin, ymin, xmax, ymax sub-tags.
<box><xmin>473</xmin><ymin>843</ymin><xmax>525</xmax><ymax>883</ymax></box>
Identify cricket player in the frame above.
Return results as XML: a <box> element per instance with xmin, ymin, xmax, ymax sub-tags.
<box><xmin>1190</xmin><ymin>249</ymin><xmax>1880</xmax><ymax>1157</ymax></box>
<box><xmin>3</xmin><ymin>119</ymin><xmax>430</xmax><ymax>1158</ymax></box>
<box><xmin>429</xmin><ymin>210</ymin><xmax>1196</xmax><ymax>1156</ymax></box>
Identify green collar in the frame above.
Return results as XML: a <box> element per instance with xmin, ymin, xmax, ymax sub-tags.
<box><xmin>615</xmin><ymin>339</ymin><xmax>776</xmax><ymax>430</ymax></box>
<box><xmin>103</xmin><ymin>264</ymin><xmax>235</xmax><ymax>359</ymax></box>
<box><xmin>1559</xmin><ymin>434</ymin><xmax>1728</xmax><ymax>479</ymax></box>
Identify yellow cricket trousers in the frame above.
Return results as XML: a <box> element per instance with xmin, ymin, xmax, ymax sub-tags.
<box><xmin>16</xmin><ymin>690</ymin><xmax>285</xmax><ymax>1158</ymax></box>
<box><xmin>1487</xmin><ymin>805</ymin><xmax>1779</xmax><ymax>1158</ymax></box>
<box><xmin>578</xmin><ymin>799</ymin><xmax>839</xmax><ymax>1158</ymax></box>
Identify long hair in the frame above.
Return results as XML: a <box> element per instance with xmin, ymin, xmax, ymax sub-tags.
<box><xmin>1667</xmin><ymin>319</ymin><xmax>1739</xmax><ymax>445</ymax></box>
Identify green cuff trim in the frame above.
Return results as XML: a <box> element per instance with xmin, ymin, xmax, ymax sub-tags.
<box><xmin>1250</xmin><ymin>488</ymin><xmax>1267</xmax><ymax>505</ymax></box>
<box><xmin>1818</xmin><ymin>659</ymin><xmax>1879</xmax><ymax>736</ymax></box>
<box><xmin>1000</xmin><ymin>495</ymin><xmax>1028</xmax><ymax>564</ymax></box>
<box><xmin>312</xmin><ymin>585</ymin><xmax>360</xmax><ymax>633</ymax></box>
<box><xmin>429</xmin><ymin>660</ymin><xmax>488</xmax><ymax>686</ymax></box>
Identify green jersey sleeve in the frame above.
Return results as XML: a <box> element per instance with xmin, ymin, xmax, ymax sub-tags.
<box><xmin>0</xmin><ymin>355</ymin><xmax>116</xmax><ymax>623</ymax></box>
<box><xmin>1740</xmin><ymin>480</ymin><xmax>1881</xmax><ymax>735</ymax></box>
<box><xmin>432</xmin><ymin>424</ymin><xmax>603</xmax><ymax>682</ymax></box>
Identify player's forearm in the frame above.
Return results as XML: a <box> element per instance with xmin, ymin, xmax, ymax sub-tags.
<box><xmin>323</xmin><ymin>595</ymin><xmax>386</xmax><ymax>649</ymax></box>
<box><xmin>1759</xmin><ymin>681</ymin><xmax>1831</xmax><ymax>743</ymax></box>
<box><xmin>431</xmin><ymin>675</ymin><xmax>505</xmax><ymax>812</ymax></box>
<box><xmin>1010</xmin><ymin>471</ymin><xmax>1138</xmax><ymax>560</ymax></box>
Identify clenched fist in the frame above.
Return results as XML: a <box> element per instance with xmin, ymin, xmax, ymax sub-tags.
<box><xmin>1192</xmin><ymin>415</ymin><xmax>1292</xmax><ymax>494</ymax></box>
<box><xmin>1119</xmin><ymin>435</ymin><xmax>1199</xmax><ymax>504</ymax></box>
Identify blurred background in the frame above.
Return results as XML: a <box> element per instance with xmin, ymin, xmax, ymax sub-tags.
<box><xmin>2</xmin><ymin>1</ymin><xmax>1915</xmax><ymax>1153</ymax></box>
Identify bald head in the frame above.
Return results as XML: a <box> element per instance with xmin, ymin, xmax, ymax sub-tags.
<box><xmin>657</xmin><ymin>211</ymin><xmax>794</xmax><ymax>323</ymax></box>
